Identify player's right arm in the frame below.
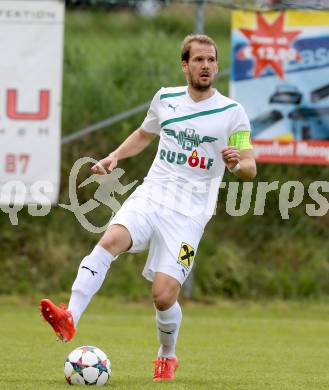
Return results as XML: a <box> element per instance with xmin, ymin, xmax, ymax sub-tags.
<box><xmin>91</xmin><ymin>128</ymin><xmax>156</xmax><ymax>174</ymax></box>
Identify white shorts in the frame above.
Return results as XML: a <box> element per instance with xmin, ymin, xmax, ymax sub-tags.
<box><xmin>109</xmin><ymin>194</ymin><xmax>204</xmax><ymax>285</ymax></box>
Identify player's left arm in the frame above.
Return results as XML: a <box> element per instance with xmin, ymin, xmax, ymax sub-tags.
<box><xmin>221</xmin><ymin>130</ymin><xmax>257</xmax><ymax>180</ymax></box>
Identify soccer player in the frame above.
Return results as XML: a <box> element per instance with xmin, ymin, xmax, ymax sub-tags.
<box><xmin>40</xmin><ymin>34</ymin><xmax>256</xmax><ymax>382</ymax></box>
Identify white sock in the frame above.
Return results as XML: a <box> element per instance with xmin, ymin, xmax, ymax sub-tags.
<box><xmin>68</xmin><ymin>245</ymin><xmax>115</xmax><ymax>327</ymax></box>
<box><xmin>156</xmin><ymin>301</ymin><xmax>182</xmax><ymax>358</ymax></box>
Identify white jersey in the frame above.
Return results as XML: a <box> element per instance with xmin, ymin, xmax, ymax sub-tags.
<box><xmin>132</xmin><ymin>86</ymin><xmax>251</xmax><ymax>227</ymax></box>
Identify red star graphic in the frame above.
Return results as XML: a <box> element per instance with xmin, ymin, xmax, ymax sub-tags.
<box><xmin>238</xmin><ymin>12</ymin><xmax>301</xmax><ymax>79</ymax></box>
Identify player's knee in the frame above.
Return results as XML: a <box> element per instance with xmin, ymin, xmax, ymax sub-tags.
<box><xmin>153</xmin><ymin>291</ymin><xmax>174</xmax><ymax>311</ymax></box>
<box><xmin>98</xmin><ymin>226</ymin><xmax>131</xmax><ymax>257</ymax></box>
<box><xmin>98</xmin><ymin>234</ymin><xmax>118</xmax><ymax>256</ymax></box>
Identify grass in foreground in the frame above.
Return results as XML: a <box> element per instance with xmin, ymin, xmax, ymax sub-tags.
<box><xmin>1</xmin><ymin>296</ymin><xmax>329</xmax><ymax>389</ymax></box>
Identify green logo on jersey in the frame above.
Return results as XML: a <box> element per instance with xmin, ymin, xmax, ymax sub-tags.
<box><xmin>163</xmin><ymin>128</ymin><xmax>218</xmax><ymax>151</ymax></box>
<box><xmin>168</xmin><ymin>104</ymin><xmax>178</xmax><ymax>112</ymax></box>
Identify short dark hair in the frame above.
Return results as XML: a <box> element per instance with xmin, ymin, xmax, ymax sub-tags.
<box><xmin>181</xmin><ymin>34</ymin><xmax>218</xmax><ymax>62</ymax></box>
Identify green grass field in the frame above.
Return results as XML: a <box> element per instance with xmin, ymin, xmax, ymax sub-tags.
<box><xmin>1</xmin><ymin>296</ymin><xmax>329</xmax><ymax>389</ymax></box>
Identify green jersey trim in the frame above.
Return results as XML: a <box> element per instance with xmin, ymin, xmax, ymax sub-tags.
<box><xmin>160</xmin><ymin>91</ymin><xmax>186</xmax><ymax>100</ymax></box>
<box><xmin>229</xmin><ymin>131</ymin><xmax>253</xmax><ymax>150</ymax></box>
<box><xmin>160</xmin><ymin>103</ymin><xmax>238</xmax><ymax>128</ymax></box>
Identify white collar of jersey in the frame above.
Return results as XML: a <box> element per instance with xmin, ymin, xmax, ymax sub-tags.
<box><xmin>185</xmin><ymin>87</ymin><xmax>219</xmax><ymax>105</ymax></box>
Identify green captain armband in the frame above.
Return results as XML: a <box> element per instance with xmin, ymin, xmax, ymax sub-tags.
<box><xmin>228</xmin><ymin>130</ymin><xmax>252</xmax><ymax>150</ymax></box>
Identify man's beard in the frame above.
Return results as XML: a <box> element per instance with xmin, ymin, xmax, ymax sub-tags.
<box><xmin>189</xmin><ymin>74</ymin><xmax>213</xmax><ymax>91</ymax></box>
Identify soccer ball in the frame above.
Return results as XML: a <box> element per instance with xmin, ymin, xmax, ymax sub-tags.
<box><xmin>64</xmin><ymin>345</ymin><xmax>111</xmax><ymax>385</ymax></box>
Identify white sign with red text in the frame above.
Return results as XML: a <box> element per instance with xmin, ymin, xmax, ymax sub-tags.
<box><xmin>0</xmin><ymin>0</ymin><xmax>64</xmax><ymax>204</ymax></box>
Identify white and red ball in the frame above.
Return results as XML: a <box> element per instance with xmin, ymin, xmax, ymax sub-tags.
<box><xmin>64</xmin><ymin>346</ymin><xmax>111</xmax><ymax>386</ymax></box>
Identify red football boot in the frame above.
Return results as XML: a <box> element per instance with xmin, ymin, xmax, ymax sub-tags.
<box><xmin>153</xmin><ymin>357</ymin><xmax>179</xmax><ymax>382</ymax></box>
<box><xmin>40</xmin><ymin>299</ymin><xmax>76</xmax><ymax>342</ymax></box>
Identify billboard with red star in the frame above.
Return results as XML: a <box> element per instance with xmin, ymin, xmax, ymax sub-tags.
<box><xmin>231</xmin><ymin>10</ymin><xmax>329</xmax><ymax>165</ymax></box>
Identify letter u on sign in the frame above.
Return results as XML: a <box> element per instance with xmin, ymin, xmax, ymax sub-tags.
<box><xmin>7</xmin><ymin>89</ymin><xmax>50</xmax><ymax>120</ymax></box>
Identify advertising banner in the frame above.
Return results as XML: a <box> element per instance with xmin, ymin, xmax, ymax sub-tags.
<box><xmin>231</xmin><ymin>10</ymin><xmax>329</xmax><ymax>164</ymax></box>
<box><xmin>0</xmin><ymin>0</ymin><xmax>64</xmax><ymax>204</ymax></box>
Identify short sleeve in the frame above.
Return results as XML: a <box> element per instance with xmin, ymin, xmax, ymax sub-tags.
<box><xmin>140</xmin><ymin>89</ymin><xmax>163</xmax><ymax>135</ymax></box>
<box><xmin>229</xmin><ymin>104</ymin><xmax>252</xmax><ymax>150</ymax></box>
<box><xmin>230</xmin><ymin>104</ymin><xmax>251</xmax><ymax>134</ymax></box>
